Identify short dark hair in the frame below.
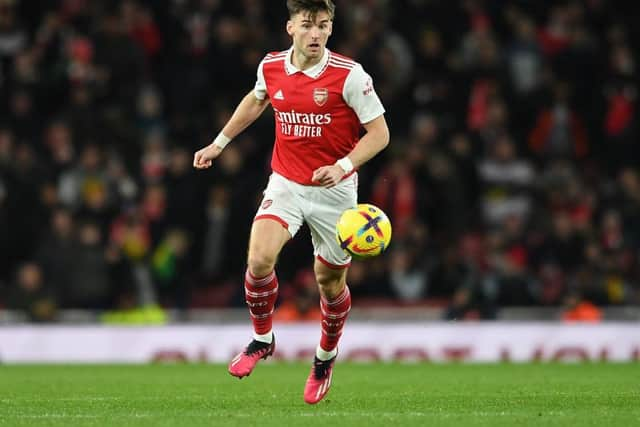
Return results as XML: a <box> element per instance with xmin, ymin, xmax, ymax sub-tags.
<box><xmin>287</xmin><ymin>0</ymin><xmax>335</xmax><ymax>20</ymax></box>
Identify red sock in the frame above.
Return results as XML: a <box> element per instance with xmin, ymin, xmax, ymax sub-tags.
<box><xmin>319</xmin><ymin>285</ymin><xmax>351</xmax><ymax>352</ymax></box>
<box><xmin>244</xmin><ymin>269</ymin><xmax>278</xmax><ymax>335</ymax></box>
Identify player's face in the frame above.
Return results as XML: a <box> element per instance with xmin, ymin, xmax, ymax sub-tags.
<box><xmin>287</xmin><ymin>11</ymin><xmax>332</xmax><ymax>61</ymax></box>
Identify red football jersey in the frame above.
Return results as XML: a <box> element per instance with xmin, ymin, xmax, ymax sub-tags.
<box><xmin>255</xmin><ymin>47</ymin><xmax>385</xmax><ymax>185</ymax></box>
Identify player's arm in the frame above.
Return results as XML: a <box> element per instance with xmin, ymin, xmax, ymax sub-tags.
<box><xmin>220</xmin><ymin>90</ymin><xmax>271</xmax><ymax>140</ymax></box>
<box><xmin>193</xmin><ymin>90</ymin><xmax>270</xmax><ymax>169</ymax></box>
<box><xmin>343</xmin><ymin>114</ymin><xmax>389</xmax><ymax>169</ymax></box>
<box><xmin>311</xmin><ymin>115</ymin><xmax>389</xmax><ymax>187</ymax></box>
<box><xmin>312</xmin><ymin>64</ymin><xmax>389</xmax><ymax>188</ymax></box>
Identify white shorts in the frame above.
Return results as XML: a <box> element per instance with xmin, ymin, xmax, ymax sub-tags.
<box><xmin>254</xmin><ymin>172</ymin><xmax>358</xmax><ymax>268</ymax></box>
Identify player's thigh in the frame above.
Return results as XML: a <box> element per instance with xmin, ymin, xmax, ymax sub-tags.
<box><xmin>307</xmin><ymin>174</ymin><xmax>357</xmax><ymax>269</ymax></box>
<box><xmin>308</xmin><ymin>215</ymin><xmax>351</xmax><ymax>269</ymax></box>
<box><xmin>248</xmin><ymin>218</ymin><xmax>291</xmax><ymax>263</ymax></box>
<box><xmin>249</xmin><ymin>173</ymin><xmax>304</xmax><ymax>267</ymax></box>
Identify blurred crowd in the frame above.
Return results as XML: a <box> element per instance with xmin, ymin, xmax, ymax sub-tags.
<box><xmin>0</xmin><ymin>0</ymin><xmax>639</xmax><ymax>321</ymax></box>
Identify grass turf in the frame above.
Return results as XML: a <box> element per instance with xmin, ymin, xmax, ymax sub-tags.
<box><xmin>0</xmin><ymin>363</ymin><xmax>637</xmax><ymax>426</ymax></box>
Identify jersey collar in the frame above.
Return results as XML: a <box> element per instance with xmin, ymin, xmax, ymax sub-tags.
<box><xmin>284</xmin><ymin>46</ymin><xmax>330</xmax><ymax>79</ymax></box>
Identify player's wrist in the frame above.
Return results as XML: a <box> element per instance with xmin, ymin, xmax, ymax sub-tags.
<box><xmin>212</xmin><ymin>132</ymin><xmax>231</xmax><ymax>150</ymax></box>
<box><xmin>335</xmin><ymin>157</ymin><xmax>354</xmax><ymax>174</ymax></box>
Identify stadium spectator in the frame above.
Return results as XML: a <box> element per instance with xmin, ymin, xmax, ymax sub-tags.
<box><xmin>0</xmin><ymin>175</ymin><xmax>8</xmax><ymax>282</ymax></box>
<box><xmin>63</xmin><ymin>220</ymin><xmax>114</xmax><ymax>309</ymax></box>
<box><xmin>371</xmin><ymin>152</ymin><xmax>417</xmax><ymax>239</ymax></box>
<box><xmin>35</xmin><ymin>207</ymin><xmax>76</xmax><ymax>300</ymax></box>
<box><xmin>528</xmin><ymin>81</ymin><xmax>589</xmax><ymax>161</ymax></box>
<box><xmin>6</xmin><ymin>261</ymin><xmax>57</xmax><ymax>322</ymax></box>
<box><xmin>200</xmin><ymin>184</ymin><xmax>231</xmax><ymax>280</ymax></box>
<box><xmin>562</xmin><ymin>294</ymin><xmax>603</xmax><ymax>323</ymax></box>
<box><xmin>389</xmin><ymin>243</ymin><xmax>428</xmax><ymax>303</ymax></box>
<box><xmin>151</xmin><ymin>228</ymin><xmax>190</xmax><ymax>309</ymax></box>
<box><xmin>477</xmin><ymin>134</ymin><xmax>536</xmax><ymax>226</ymax></box>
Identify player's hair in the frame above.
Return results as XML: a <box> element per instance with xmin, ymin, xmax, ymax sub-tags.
<box><xmin>287</xmin><ymin>0</ymin><xmax>335</xmax><ymax>20</ymax></box>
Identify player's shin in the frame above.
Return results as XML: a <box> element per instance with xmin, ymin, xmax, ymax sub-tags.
<box><xmin>318</xmin><ymin>285</ymin><xmax>351</xmax><ymax>359</ymax></box>
<box><xmin>245</xmin><ymin>269</ymin><xmax>278</xmax><ymax>343</ymax></box>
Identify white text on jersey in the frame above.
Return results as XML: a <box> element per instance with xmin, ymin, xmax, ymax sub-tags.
<box><xmin>274</xmin><ymin>108</ymin><xmax>331</xmax><ymax>138</ymax></box>
<box><xmin>274</xmin><ymin>108</ymin><xmax>332</xmax><ymax>125</ymax></box>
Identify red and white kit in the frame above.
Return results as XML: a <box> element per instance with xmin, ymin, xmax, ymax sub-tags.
<box><xmin>253</xmin><ymin>47</ymin><xmax>385</xmax><ymax>267</ymax></box>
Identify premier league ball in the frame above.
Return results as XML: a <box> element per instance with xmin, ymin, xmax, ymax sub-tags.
<box><xmin>336</xmin><ymin>203</ymin><xmax>392</xmax><ymax>258</ymax></box>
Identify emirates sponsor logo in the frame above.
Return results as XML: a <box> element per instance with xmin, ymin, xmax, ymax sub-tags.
<box><xmin>313</xmin><ymin>88</ymin><xmax>329</xmax><ymax>106</ymax></box>
<box><xmin>274</xmin><ymin>108</ymin><xmax>332</xmax><ymax>125</ymax></box>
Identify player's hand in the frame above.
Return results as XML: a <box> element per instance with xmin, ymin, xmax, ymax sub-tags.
<box><xmin>312</xmin><ymin>164</ymin><xmax>345</xmax><ymax>188</ymax></box>
<box><xmin>193</xmin><ymin>144</ymin><xmax>223</xmax><ymax>169</ymax></box>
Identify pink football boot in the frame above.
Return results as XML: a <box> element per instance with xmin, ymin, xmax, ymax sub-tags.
<box><xmin>303</xmin><ymin>355</ymin><xmax>337</xmax><ymax>404</ymax></box>
<box><xmin>228</xmin><ymin>335</ymin><xmax>275</xmax><ymax>378</ymax></box>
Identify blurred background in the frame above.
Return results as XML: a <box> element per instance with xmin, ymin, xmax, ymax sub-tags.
<box><xmin>1</xmin><ymin>0</ymin><xmax>639</xmax><ymax>325</ymax></box>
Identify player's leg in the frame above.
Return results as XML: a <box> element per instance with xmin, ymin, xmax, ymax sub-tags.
<box><xmin>229</xmin><ymin>174</ymin><xmax>303</xmax><ymax>378</ymax></box>
<box><xmin>245</xmin><ymin>218</ymin><xmax>291</xmax><ymax>338</ymax></box>
<box><xmin>315</xmin><ymin>260</ymin><xmax>351</xmax><ymax>359</ymax></box>
<box><xmin>302</xmin><ymin>175</ymin><xmax>356</xmax><ymax>403</ymax></box>
<box><xmin>228</xmin><ymin>218</ymin><xmax>290</xmax><ymax>378</ymax></box>
<box><xmin>303</xmin><ymin>260</ymin><xmax>351</xmax><ymax>403</ymax></box>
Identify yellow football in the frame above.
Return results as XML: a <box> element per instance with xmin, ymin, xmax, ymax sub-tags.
<box><xmin>336</xmin><ymin>203</ymin><xmax>392</xmax><ymax>258</ymax></box>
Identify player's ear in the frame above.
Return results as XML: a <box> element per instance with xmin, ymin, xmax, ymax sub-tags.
<box><xmin>286</xmin><ymin>20</ymin><xmax>294</xmax><ymax>36</ymax></box>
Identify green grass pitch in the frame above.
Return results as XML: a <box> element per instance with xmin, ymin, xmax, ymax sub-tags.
<box><xmin>0</xmin><ymin>363</ymin><xmax>637</xmax><ymax>426</ymax></box>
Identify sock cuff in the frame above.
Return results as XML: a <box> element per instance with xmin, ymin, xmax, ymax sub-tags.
<box><xmin>253</xmin><ymin>331</ymin><xmax>273</xmax><ymax>344</ymax></box>
<box><xmin>245</xmin><ymin>269</ymin><xmax>276</xmax><ymax>287</ymax></box>
<box><xmin>321</xmin><ymin>285</ymin><xmax>351</xmax><ymax>307</ymax></box>
<box><xmin>316</xmin><ymin>345</ymin><xmax>338</xmax><ymax>360</ymax></box>
<box><xmin>245</xmin><ymin>285</ymin><xmax>278</xmax><ymax>298</ymax></box>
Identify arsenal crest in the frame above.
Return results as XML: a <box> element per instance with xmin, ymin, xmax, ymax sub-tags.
<box><xmin>313</xmin><ymin>88</ymin><xmax>329</xmax><ymax>106</ymax></box>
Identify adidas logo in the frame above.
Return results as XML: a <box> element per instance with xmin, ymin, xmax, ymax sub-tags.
<box><xmin>273</xmin><ymin>90</ymin><xmax>284</xmax><ymax>100</ymax></box>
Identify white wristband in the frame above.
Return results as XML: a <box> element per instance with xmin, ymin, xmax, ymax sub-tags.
<box><xmin>212</xmin><ymin>132</ymin><xmax>231</xmax><ymax>149</ymax></box>
<box><xmin>335</xmin><ymin>157</ymin><xmax>354</xmax><ymax>174</ymax></box>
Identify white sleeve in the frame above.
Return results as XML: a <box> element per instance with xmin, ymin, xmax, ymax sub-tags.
<box><xmin>254</xmin><ymin>59</ymin><xmax>267</xmax><ymax>100</ymax></box>
<box><xmin>343</xmin><ymin>64</ymin><xmax>385</xmax><ymax>124</ymax></box>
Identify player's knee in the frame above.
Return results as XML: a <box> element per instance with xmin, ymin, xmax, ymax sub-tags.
<box><xmin>247</xmin><ymin>250</ymin><xmax>277</xmax><ymax>278</ymax></box>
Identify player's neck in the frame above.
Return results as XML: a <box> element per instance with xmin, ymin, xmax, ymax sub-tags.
<box><xmin>291</xmin><ymin>48</ymin><xmax>324</xmax><ymax>71</ymax></box>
